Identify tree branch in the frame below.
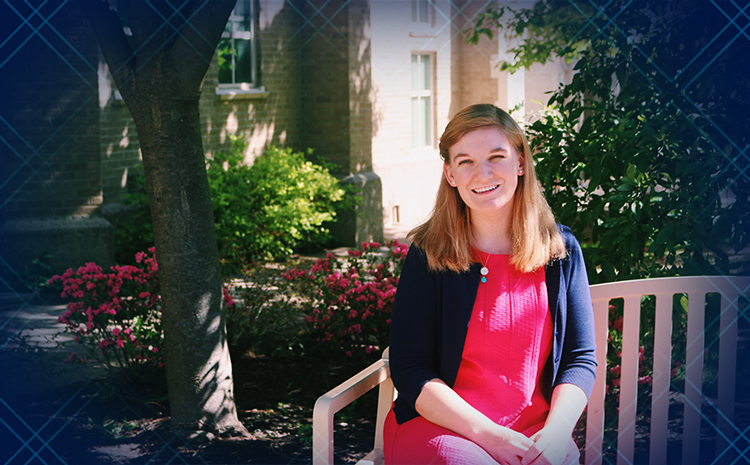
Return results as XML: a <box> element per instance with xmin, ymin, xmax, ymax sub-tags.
<box><xmin>166</xmin><ymin>0</ymin><xmax>237</xmax><ymax>91</ymax></box>
<box><xmin>128</xmin><ymin>0</ymin><xmax>174</xmax><ymax>61</ymax></box>
<box><xmin>76</xmin><ymin>0</ymin><xmax>136</xmax><ymax>97</ymax></box>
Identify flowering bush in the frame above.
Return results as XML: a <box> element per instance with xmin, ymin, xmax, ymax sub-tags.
<box><xmin>48</xmin><ymin>249</ymin><xmax>163</xmax><ymax>373</ymax></box>
<box><xmin>283</xmin><ymin>240</ymin><xmax>409</xmax><ymax>357</ymax></box>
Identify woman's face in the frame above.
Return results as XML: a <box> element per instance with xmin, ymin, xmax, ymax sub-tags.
<box><xmin>443</xmin><ymin>127</ymin><xmax>524</xmax><ymax>220</ymax></box>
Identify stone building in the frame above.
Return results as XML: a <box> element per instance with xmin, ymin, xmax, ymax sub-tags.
<box><xmin>0</xmin><ymin>0</ymin><xmax>570</xmax><ymax>291</ymax></box>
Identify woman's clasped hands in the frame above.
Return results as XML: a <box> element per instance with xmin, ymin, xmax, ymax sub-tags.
<box><xmin>478</xmin><ymin>424</ymin><xmax>571</xmax><ymax>465</ymax></box>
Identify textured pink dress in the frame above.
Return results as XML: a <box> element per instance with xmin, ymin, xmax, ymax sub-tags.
<box><xmin>384</xmin><ymin>254</ymin><xmax>580</xmax><ymax>464</ymax></box>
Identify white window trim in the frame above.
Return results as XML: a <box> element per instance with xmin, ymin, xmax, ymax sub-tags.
<box><xmin>215</xmin><ymin>84</ymin><xmax>269</xmax><ymax>100</ymax></box>
<box><xmin>411</xmin><ymin>53</ymin><xmax>435</xmax><ymax>150</ymax></box>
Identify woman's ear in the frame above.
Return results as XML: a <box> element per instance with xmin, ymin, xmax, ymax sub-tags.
<box><xmin>443</xmin><ymin>163</ymin><xmax>456</xmax><ymax>186</ymax></box>
<box><xmin>518</xmin><ymin>156</ymin><xmax>525</xmax><ymax>176</ymax></box>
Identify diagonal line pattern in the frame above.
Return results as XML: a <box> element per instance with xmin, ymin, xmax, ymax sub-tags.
<box><xmin>1</xmin><ymin>379</ymin><xmax>97</xmax><ymax>464</ymax></box>
<box><xmin>1</xmin><ymin>1</ymin><xmax>748</xmax><ymax>464</ymax></box>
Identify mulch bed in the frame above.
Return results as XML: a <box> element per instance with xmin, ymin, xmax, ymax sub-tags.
<box><xmin>1</xmin><ymin>346</ymin><xmax>380</xmax><ymax>465</ymax></box>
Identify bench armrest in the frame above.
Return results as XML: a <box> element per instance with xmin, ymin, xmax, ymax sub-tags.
<box><xmin>312</xmin><ymin>348</ymin><xmax>394</xmax><ymax>465</ymax></box>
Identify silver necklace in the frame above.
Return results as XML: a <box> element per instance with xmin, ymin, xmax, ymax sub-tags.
<box><xmin>480</xmin><ymin>252</ymin><xmax>489</xmax><ymax>283</ymax></box>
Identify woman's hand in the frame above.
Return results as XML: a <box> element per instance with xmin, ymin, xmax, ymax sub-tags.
<box><xmin>519</xmin><ymin>383</ymin><xmax>589</xmax><ymax>465</ymax></box>
<box><xmin>475</xmin><ymin>424</ymin><xmax>535</xmax><ymax>465</ymax></box>
<box><xmin>518</xmin><ymin>426</ymin><xmax>570</xmax><ymax>465</ymax></box>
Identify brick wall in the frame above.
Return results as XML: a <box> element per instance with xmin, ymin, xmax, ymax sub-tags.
<box><xmin>0</xmin><ymin>3</ymin><xmax>101</xmax><ymax>221</ymax></box>
<box><xmin>0</xmin><ymin>2</ymin><xmax>112</xmax><ymax>285</ymax></box>
<box><xmin>298</xmin><ymin>0</ymin><xmax>353</xmax><ymax>174</ymax></box>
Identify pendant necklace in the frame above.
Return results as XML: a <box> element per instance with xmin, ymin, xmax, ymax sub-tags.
<box><xmin>480</xmin><ymin>252</ymin><xmax>490</xmax><ymax>283</ymax></box>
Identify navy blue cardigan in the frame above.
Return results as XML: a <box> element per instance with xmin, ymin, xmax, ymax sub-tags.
<box><xmin>388</xmin><ymin>225</ymin><xmax>598</xmax><ymax>424</ymax></box>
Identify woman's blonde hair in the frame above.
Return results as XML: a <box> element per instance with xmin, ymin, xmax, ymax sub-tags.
<box><xmin>409</xmin><ymin>104</ymin><xmax>566</xmax><ymax>273</ymax></box>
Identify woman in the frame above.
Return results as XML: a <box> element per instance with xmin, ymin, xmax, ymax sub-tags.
<box><xmin>385</xmin><ymin>104</ymin><xmax>597</xmax><ymax>465</ymax></box>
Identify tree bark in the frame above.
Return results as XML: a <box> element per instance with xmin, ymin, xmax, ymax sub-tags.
<box><xmin>79</xmin><ymin>0</ymin><xmax>247</xmax><ymax>437</ymax></box>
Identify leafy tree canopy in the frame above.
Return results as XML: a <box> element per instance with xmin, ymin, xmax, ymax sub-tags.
<box><xmin>469</xmin><ymin>0</ymin><xmax>749</xmax><ymax>282</ymax></box>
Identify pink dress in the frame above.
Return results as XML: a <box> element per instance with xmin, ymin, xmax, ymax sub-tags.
<box><xmin>383</xmin><ymin>254</ymin><xmax>580</xmax><ymax>464</ymax></box>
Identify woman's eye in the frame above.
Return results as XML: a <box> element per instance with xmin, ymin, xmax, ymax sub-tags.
<box><xmin>458</xmin><ymin>159</ymin><xmax>471</xmax><ymax>165</ymax></box>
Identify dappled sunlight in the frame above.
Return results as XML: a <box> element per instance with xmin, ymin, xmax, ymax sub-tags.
<box><xmin>119</xmin><ymin>126</ymin><xmax>130</xmax><ymax>148</ymax></box>
<box><xmin>226</xmin><ymin>111</ymin><xmax>239</xmax><ymax>135</ymax></box>
<box><xmin>98</xmin><ymin>60</ymin><xmax>113</xmax><ymax>109</ymax></box>
<box><xmin>259</xmin><ymin>0</ymin><xmax>284</xmax><ymax>29</ymax></box>
<box><xmin>186</xmin><ymin>290</ymin><xmax>242</xmax><ymax>434</ymax></box>
<box><xmin>247</xmin><ymin>122</ymin><xmax>276</xmax><ymax>162</ymax></box>
<box><xmin>120</xmin><ymin>167</ymin><xmax>128</xmax><ymax>188</ymax></box>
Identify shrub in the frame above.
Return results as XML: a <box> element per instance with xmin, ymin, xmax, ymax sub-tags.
<box><xmin>207</xmin><ymin>139</ymin><xmax>345</xmax><ymax>272</ymax></box>
<box><xmin>224</xmin><ymin>263</ymin><xmax>308</xmax><ymax>357</ymax></box>
<box><xmin>48</xmin><ymin>248</ymin><xmax>163</xmax><ymax>376</ymax></box>
<box><xmin>283</xmin><ymin>240</ymin><xmax>409</xmax><ymax>358</ymax></box>
<box><xmin>115</xmin><ymin>139</ymin><xmax>346</xmax><ymax>273</ymax></box>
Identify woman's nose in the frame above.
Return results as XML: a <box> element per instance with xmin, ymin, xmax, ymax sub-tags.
<box><xmin>476</xmin><ymin>160</ymin><xmax>493</xmax><ymax>180</ymax></box>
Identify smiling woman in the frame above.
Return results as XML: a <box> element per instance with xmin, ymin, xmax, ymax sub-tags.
<box><xmin>385</xmin><ymin>104</ymin><xmax>597</xmax><ymax>465</ymax></box>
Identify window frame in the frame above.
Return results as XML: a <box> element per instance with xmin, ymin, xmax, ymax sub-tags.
<box><xmin>217</xmin><ymin>0</ymin><xmax>260</xmax><ymax>90</ymax></box>
<box><xmin>410</xmin><ymin>53</ymin><xmax>435</xmax><ymax>149</ymax></box>
<box><xmin>411</xmin><ymin>0</ymin><xmax>434</xmax><ymax>27</ymax></box>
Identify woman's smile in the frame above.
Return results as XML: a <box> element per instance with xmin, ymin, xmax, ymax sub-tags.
<box><xmin>472</xmin><ymin>184</ymin><xmax>500</xmax><ymax>194</ymax></box>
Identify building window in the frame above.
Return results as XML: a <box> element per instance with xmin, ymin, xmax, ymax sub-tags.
<box><xmin>411</xmin><ymin>54</ymin><xmax>432</xmax><ymax>148</ymax></box>
<box><xmin>412</xmin><ymin>0</ymin><xmax>432</xmax><ymax>24</ymax></box>
<box><xmin>218</xmin><ymin>0</ymin><xmax>257</xmax><ymax>86</ymax></box>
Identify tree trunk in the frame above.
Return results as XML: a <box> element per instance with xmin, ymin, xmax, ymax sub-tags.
<box><xmin>78</xmin><ymin>0</ymin><xmax>246</xmax><ymax>438</ymax></box>
<box><xmin>135</xmin><ymin>96</ymin><xmax>244</xmax><ymax>436</ymax></box>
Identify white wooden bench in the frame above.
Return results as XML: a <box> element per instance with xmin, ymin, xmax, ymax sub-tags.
<box><xmin>312</xmin><ymin>276</ymin><xmax>750</xmax><ymax>465</ymax></box>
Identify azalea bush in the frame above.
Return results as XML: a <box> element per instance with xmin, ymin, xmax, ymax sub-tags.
<box><xmin>283</xmin><ymin>240</ymin><xmax>409</xmax><ymax>358</ymax></box>
<box><xmin>48</xmin><ymin>248</ymin><xmax>163</xmax><ymax>375</ymax></box>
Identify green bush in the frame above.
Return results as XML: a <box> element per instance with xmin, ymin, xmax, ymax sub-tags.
<box><xmin>114</xmin><ymin>139</ymin><xmax>345</xmax><ymax>273</ymax></box>
<box><xmin>114</xmin><ymin>172</ymin><xmax>153</xmax><ymax>265</ymax></box>
<box><xmin>223</xmin><ymin>263</ymin><xmax>308</xmax><ymax>357</ymax></box>
<box><xmin>207</xmin><ymin>140</ymin><xmax>345</xmax><ymax>272</ymax></box>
